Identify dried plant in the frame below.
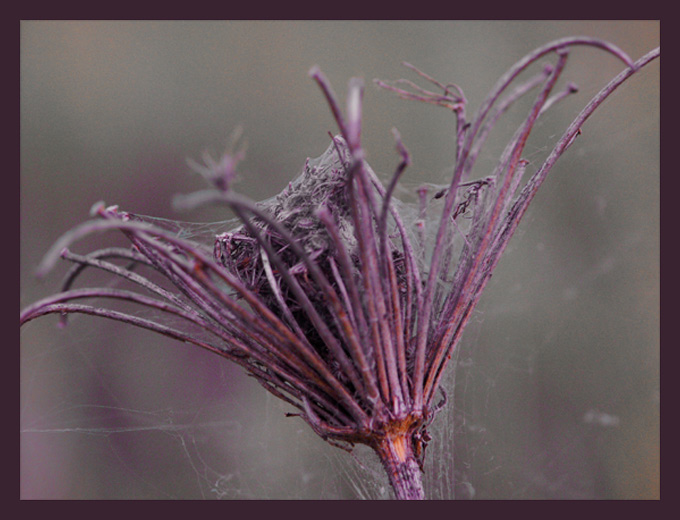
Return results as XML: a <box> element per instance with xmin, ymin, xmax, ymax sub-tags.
<box><xmin>20</xmin><ymin>37</ymin><xmax>659</xmax><ymax>499</ymax></box>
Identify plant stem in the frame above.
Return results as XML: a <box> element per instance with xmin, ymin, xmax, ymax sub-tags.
<box><xmin>374</xmin><ymin>433</ymin><xmax>425</xmax><ymax>500</ymax></box>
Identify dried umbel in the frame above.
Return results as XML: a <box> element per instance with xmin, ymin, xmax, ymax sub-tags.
<box><xmin>20</xmin><ymin>37</ymin><xmax>659</xmax><ymax>499</ymax></box>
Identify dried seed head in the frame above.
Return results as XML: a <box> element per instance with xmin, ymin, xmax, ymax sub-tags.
<box><xmin>21</xmin><ymin>38</ymin><xmax>659</xmax><ymax>500</ymax></box>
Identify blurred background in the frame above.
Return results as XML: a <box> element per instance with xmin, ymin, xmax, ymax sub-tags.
<box><xmin>20</xmin><ymin>21</ymin><xmax>659</xmax><ymax>499</ymax></box>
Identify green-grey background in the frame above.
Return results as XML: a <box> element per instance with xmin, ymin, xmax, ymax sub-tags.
<box><xmin>20</xmin><ymin>21</ymin><xmax>659</xmax><ymax>499</ymax></box>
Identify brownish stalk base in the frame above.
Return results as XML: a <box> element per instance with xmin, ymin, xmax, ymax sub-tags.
<box><xmin>373</xmin><ymin>433</ymin><xmax>425</xmax><ymax>500</ymax></box>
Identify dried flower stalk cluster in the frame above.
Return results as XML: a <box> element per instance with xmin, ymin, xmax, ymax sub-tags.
<box><xmin>21</xmin><ymin>37</ymin><xmax>659</xmax><ymax>499</ymax></box>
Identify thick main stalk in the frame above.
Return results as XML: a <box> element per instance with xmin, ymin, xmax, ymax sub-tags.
<box><xmin>373</xmin><ymin>433</ymin><xmax>425</xmax><ymax>500</ymax></box>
